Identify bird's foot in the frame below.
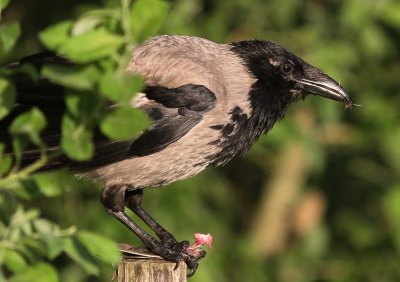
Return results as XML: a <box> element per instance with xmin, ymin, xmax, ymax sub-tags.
<box><xmin>151</xmin><ymin>240</ymin><xmax>206</xmax><ymax>277</ymax></box>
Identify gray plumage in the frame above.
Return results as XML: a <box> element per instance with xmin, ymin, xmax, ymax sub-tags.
<box><xmin>2</xmin><ymin>35</ymin><xmax>353</xmax><ymax>275</ymax></box>
<box><xmin>91</xmin><ymin>35</ymin><xmax>257</xmax><ymax>188</ymax></box>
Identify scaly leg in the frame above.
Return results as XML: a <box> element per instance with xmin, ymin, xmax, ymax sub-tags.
<box><xmin>124</xmin><ymin>189</ymin><xmax>183</xmax><ymax>247</ymax></box>
<box><xmin>100</xmin><ymin>185</ymin><xmax>202</xmax><ymax>276</ymax></box>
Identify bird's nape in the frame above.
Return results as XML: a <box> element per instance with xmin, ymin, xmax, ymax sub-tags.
<box><xmin>2</xmin><ymin>35</ymin><xmax>355</xmax><ymax>277</ymax></box>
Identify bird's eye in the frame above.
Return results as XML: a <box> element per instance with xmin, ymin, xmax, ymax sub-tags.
<box><xmin>281</xmin><ymin>63</ymin><xmax>293</xmax><ymax>74</ymax></box>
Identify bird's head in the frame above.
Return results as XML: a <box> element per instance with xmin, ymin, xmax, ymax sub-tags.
<box><xmin>230</xmin><ymin>40</ymin><xmax>354</xmax><ymax>108</ymax></box>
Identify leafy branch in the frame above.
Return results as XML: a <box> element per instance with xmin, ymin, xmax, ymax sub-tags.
<box><xmin>0</xmin><ymin>0</ymin><xmax>170</xmax><ymax>280</ymax></box>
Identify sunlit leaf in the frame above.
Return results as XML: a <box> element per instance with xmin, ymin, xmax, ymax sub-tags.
<box><xmin>77</xmin><ymin>231</ymin><xmax>120</xmax><ymax>265</ymax></box>
<box><xmin>61</xmin><ymin>114</ymin><xmax>94</xmax><ymax>161</ymax></box>
<box><xmin>72</xmin><ymin>8</ymin><xmax>120</xmax><ymax>36</ymax></box>
<box><xmin>100</xmin><ymin>107</ymin><xmax>149</xmax><ymax>140</ymax></box>
<box><xmin>64</xmin><ymin>89</ymin><xmax>106</xmax><ymax>121</ymax></box>
<box><xmin>3</xmin><ymin>250</ymin><xmax>27</xmax><ymax>273</ymax></box>
<box><xmin>63</xmin><ymin>237</ymin><xmax>99</xmax><ymax>275</ymax></box>
<box><xmin>31</xmin><ymin>170</ymin><xmax>73</xmax><ymax>197</ymax></box>
<box><xmin>0</xmin><ymin>142</ymin><xmax>12</xmax><ymax>177</ymax></box>
<box><xmin>72</xmin><ymin>16</ymin><xmax>103</xmax><ymax>36</ymax></box>
<box><xmin>9</xmin><ymin>108</ymin><xmax>47</xmax><ymax>142</ymax></box>
<box><xmin>42</xmin><ymin>64</ymin><xmax>100</xmax><ymax>91</ymax></box>
<box><xmin>59</xmin><ymin>28</ymin><xmax>124</xmax><ymax>63</ymax></box>
<box><xmin>9</xmin><ymin>107</ymin><xmax>46</xmax><ymax>163</ymax></box>
<box><xmin>8</xmin><ymin>175</ymin><xmax>68</xmax><ymax>199</ymax></box>
<box><xmin>8</xmin><ymin>108</ymin><xmax>46</xmax><ymax>162</ymax></box>
<box><xmin>0</xmin><ymin>0</ymin><xmax>10</xmax><ymax>12</ymax></box>
<box><xmin>9</xmin><ymin>263</ymin><xmax>58</xmax><ymax>282</ymax></box>
<box><xmin>380</xmin><ymin>3</ymin><xmax>400</xmax><ymax>29</ymax></box>
<box><xmin>39</xmin><ymin>20</ymin><xmax>73</xmax><ymax>50</ymax></box>
<box><xmin>0</xmin><ymin>77</ymin><xmax>15</xmax><ymax>120</ymax></box>
<box><xmin>33</xmin><ymin>219</ymin><xmax>66</xmax><ymax>259</ymax></box>
<box><xmin>42</xmin><ymin>235</ymin><xmax>65</xmax><ymax>259</ymax></box>
<box><xmin>130</xmin><ymin>0</ymin><xmax>170</xmax><ymax>42</ymax></box>
<box><xmin>0</xmin><ymin>21</ymin><xmax>21</xmax><ymax>52</ymax></box>
<box><xmin>99</xmin><ymin>71</ymin><xmax>143</xmax><ymax>104</ymax></box>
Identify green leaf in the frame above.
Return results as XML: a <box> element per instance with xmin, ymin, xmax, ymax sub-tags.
<box><xmin>33</xmin><ymin>218</ymin><xmax>59</xmax><ymax>234</ymax></box>
<box><xmin>77</xmin><ymin>231</ymin><xmax>120</xmax><ymax>265</ymax></box>
<box><xmin>0</xmin><ymin>0</ymin><xmax>10</xmax><ymax>12</ymax></box>
<box><xmin>63</xmin><ymin>237</ymin><xmax>99</xmax><ymax>275</ymax></box>
<box><xmin>9</xmin><ymin>107</ymin><xmax>47</xmax><ymax>148</ymax></box>
<box><xmin>59</xmin><ymin>28</ymin><xmax>124</xmax><ymax>63</ymax></box>
<box><xmin>100</xmin><ymin>107</ymin><xmax>149</xmax><ymax>140</ymax></box>
<box><xmin>0</xmin><ymin>142</ymin><xmax>13</xmax><ymax>176</ymax></box>
<box><xmin>33</xmin><ymin>219</ymin><xmax>65</xmax><ymax>259</ymax></box>
<box><xmin>0</xmin><ymin>152</ymin><xmax>12</xmax><ymax>176</ymax></box>
<box><xmin>0</xmin><ymin>77</ymin><xmax>16</xmax><ymax>120</ymax></box>
<box><xmin>0</xmin><ymin>22</ymin><xmax>21</xmax><ymax>52</ymax></box>
<box><xmin>10</xmin><ymin>181</ymin><xmax>41</xmax><ymax>199</ymax></box>
<box><xmin>72</xmin><ymin>8</ymin><xmax>120</xmax><ymax>36</ymax></box>
<box><xmin>99</xmin><ymin>71</ymin><xmax>143</xmax><ymax>104</ymax></box>
<box><xmin>39</xmin><ymin>20</ymin><xmax>73</xmax><ymax>50</ymax></box>
<box><xmin>9</xmin><ymin>108</ymin><xmax>47</xmax><ymax>139</ymax></box>
<box><xmin>61</xmin><ymin>114</ymin><xmax>94</xmax><ymax>161</ymax></box>
<box><xmin>64</xmin><ymin>90</ymin><xmax>82</xmax><ymax>118</ymax></box>
<box><xmin>31</xmin><ymin>170</ymin><xmax>72</xmax><ymax>197</ymax></box>
<box><xmin>42</xmin><ymin>64</ymin><xmax>100</xmax><ymax>91</ymax></box>
<box><xmin>61</xmin><ymin>90</ymin><xmax>106</xmax><ymax>160</ymax></box>
<box><xmin>8</xmin><ymin>108</ymin><xmax>46</xmax><ymax>162</ymax></box>
<box><xmin>380</xmin><ymin>3</ymin><xmax>400</xmax><ymax>29</ymax></box>
<box><xmin>3</xmin><ymin>250</ymin><xmax>27</xmax><ymax>273</ymax></box>
<box><xmin>130</xmin><ymin>0</ymin><xmax>170</xmax><ymax>42</ymax></box>
<box><xmin>5</xmin><ymin>172</ymin><xmax>71</xmax><ymax>199</ymax></box>
<box><xmin>72</xmin><ymin>16</ymin><xmax>103</xmax><ymax>36</ymax></box>
<box><xmin>42</xmin><ymin>234</ymin><xmax>65</xmax><ymax>259</ymax></box>
<box><xmin>9</xmin><ymin>263</ymin><xmax>58</xmax><ymax>282</ymax></box>
<box><xmin>11</xmin><ymin>136</ymin><xmax>28</xmax><ymax>165</ymax></box>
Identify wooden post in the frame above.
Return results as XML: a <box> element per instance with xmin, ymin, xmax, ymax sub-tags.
<box><xmin>117</xmin><ymin>244</ymin><xmax>187</xmax><ymax>282</ymax></box>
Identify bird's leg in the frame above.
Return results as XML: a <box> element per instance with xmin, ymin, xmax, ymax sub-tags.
<box><xmin>124</xmin><ymin>189</ymin><xmax>185</xmax><ymax>248</ymax></box>
<box><xmin>100</xmin><ymin>185</ymin><xmax>160</xmax><ymax>248</ymax></box>
<box><xmin>100</xmin><ymin>185</ymin><xmax>202</xmax><ymax>276</ymax></box>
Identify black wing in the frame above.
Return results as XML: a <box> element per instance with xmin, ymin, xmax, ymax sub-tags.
<box><xmin>129</xmin><ymin>84</ymin><xmax>216</xmax><ymax>156</ymax></box>
<box><xmin>0</xmin><ymin>53</ymin><xmax>217</xmax><ymax>169</ymax></box>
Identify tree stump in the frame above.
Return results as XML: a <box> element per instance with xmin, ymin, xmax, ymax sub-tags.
<box><xmin>117</xmin><ymin>244</ymin><xmax>187</xmax><ymax>282</ymax></box>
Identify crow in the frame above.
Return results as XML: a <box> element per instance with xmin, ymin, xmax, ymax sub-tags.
<box><xmin>0</xmin><ymin>35</ymin><xmax>353</xmax><ymax>275</ymax></box>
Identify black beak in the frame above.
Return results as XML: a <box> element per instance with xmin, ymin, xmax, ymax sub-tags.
<box><xmin>295</xmin><ymin>71</ymin><xmax>354</xmax><ymax>107</ymax></box>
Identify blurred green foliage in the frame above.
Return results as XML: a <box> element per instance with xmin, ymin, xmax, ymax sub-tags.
<box><xmin>0</xmin><ymin>0</ymin><xmax>400</xmax><ymax>281</ymax></box>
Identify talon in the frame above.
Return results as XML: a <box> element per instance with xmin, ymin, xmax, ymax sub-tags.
<box><xmin>187</xmin><ymin>269</ymin><xmax>195</xmax><ymax>277</ymax></box>
<box><xmin>146</xmin><ymin>239</ymin><xmax>203</xmax><ymax>276</ymax></box>
<box><xmin>186</xmin><ymin>263</ymin><xmax>198</xmax><ymax>277</ymax></box>
<box><xmin>173</xmin><ymin>259</ymin><xmax>180</xmax><ymax>271</ymax></box>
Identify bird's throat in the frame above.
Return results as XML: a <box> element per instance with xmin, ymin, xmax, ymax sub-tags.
<box><xmin>207</xmin><ymin>84</ymin><xmax>292</xmax><ymax>167</ymax></box>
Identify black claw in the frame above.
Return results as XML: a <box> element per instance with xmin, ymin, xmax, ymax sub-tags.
<box><xmin>173</xmin><ymin>260</ymin><xmax>180</xmax><ymax>270</ymax></box>
<box><xmin>186</xmin><ymin>260</ymin><xmax>199</xmax><ymax>277</ymax></box>
<box><xmin>146</xmin><ymin>240</ymin><xmax>205</xmax><ymax>277</ymax></box>
<box><xmin>187</xmin><ymin>268</ymin><xmax>196</xmax><ymax>277</ymax></box>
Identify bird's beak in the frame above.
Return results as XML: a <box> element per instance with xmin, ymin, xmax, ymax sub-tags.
<box><xmin>295</xmin><ymin>71</ymin><xmax>354</xmax><ymax>107</ymax></box>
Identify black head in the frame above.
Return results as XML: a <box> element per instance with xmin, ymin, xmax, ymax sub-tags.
<box><xmin>230</xmin><ymin>40</ymin><xmax>353</xmax><ymax>107</ymax></box>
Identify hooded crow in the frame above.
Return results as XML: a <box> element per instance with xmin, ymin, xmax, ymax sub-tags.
<box><xmin>1</xmin><ymin>35</ymin><xmax>353</xmax><ymax>275</ymax></box>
